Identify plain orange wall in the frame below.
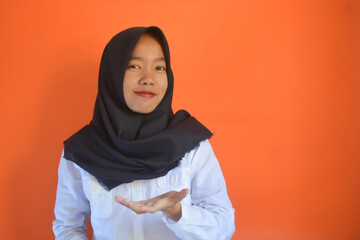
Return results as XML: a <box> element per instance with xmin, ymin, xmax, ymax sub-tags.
<box><xmin>1</xmin><ymin>1</ymin><xmax>359</xmax><ymax>239</ymax></box>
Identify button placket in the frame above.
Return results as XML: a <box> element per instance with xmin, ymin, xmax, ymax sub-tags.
<box><xmin>131</xmin><ymin>181</ymin><xmax>144</xmax><ymax>240</ymax></box>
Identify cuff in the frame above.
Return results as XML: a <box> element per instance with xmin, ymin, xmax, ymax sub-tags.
<box><xmin>161</xmin><ymin>203</ymin><xmax>191</xmax><ymax>238</ymax></box>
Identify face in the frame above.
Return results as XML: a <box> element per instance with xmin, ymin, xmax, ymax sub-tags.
<box><xmin>123</xmin><ymin>33</ymin><xmax>168</xmax><ymax>114</ymax></box>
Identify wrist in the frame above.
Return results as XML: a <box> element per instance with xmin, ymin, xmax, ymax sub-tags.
<box><xmin>162</xmin><ymin>202</ymin><xmax>182</xmax><ymax>222</ymax></box>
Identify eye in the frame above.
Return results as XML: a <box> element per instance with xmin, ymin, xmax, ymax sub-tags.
<box><xmin>155</xmin><ymin>66</ymin><xmax>166</xmax><ymax>71</ymax></box>
<box><xmin>127</xmin><ymin>65</ymin><xmax>140</xmax><ymax>69</ymax></box>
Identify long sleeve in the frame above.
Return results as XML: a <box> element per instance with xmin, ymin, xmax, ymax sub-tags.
<box><xmin>53</xmin><ymin>151</ymin><xmax>90</xmax><ymax>240</ymax></box>
<box><xmin>52</xmin><ymin>141</ymin><xmax>234</xmax><ymax>240</ymax></box>
<box><xmin>162</xmin><ymin>140</ymin><xmax>235</xmax><ymax>240</ymax></box>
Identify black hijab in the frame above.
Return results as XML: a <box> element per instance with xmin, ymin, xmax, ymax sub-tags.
<box><xmin>63</xmin><ymin>26</ymin><xmax>212</xmax><ymax>190</ymax></box>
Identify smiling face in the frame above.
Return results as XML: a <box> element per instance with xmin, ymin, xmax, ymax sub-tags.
<box><xmin>123</xmin><ymin>33</ymin><xmax>168</xmax><ymax>114</ymax></box>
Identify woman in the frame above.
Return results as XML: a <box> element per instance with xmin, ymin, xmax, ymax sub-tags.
<box><xmin>53</xmin><ymin>26</ymin><xmax>235</xmax><ymax>240</ymax></box>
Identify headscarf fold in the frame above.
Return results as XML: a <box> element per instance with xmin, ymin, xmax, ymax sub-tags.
<box><xmin>63</xmin><ymin>26</ymin><xmax>212</xmax><ymax>190</ymax></box>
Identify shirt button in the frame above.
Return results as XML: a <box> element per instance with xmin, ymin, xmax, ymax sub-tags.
<box><xmin>92</xmin><ymin>185</ymin><xmax>99</xmax><ymax>193</ymax></box>
<box><xmin>133</xmin><ymin>183</ymin><xmax>140</xmax><ymax>189</ymax></box>
<box><xmin>170</xmin><ymin>180</ymin><xmax>176</xmax><ymax>186</ymax></box>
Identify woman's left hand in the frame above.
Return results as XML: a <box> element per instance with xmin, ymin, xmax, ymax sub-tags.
<box><xmin>115</xmin><ymin>188</ymin><xmax>189</xmax><ymax>222</ymax></box>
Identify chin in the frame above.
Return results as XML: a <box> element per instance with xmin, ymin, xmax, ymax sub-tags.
<box><xmin>131</xmin><ymin>107</ymin><xmax>156</xmax><ymax>114</ymax></box>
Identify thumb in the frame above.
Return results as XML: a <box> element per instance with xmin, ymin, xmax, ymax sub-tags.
<box><xmin>179</xmin><ymin>188</ymin><xmax>190</xmax><ymax>199</ymax></box>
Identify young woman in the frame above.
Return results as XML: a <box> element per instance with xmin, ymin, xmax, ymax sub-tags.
<box><xmin>53</xmin><ymin>26</ymin><xmax>235</xmax><ymax>240</ymax></box>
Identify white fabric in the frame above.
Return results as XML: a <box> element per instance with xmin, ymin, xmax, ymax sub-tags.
<box><xmin>53</xmin><ymin>140</ymin><xmax>235</xmax><ymax>240</ymax></box>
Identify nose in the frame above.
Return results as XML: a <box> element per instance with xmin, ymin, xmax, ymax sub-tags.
<box><xmin>139</xmin><ymin>69</ymin><xmax>155</xmax><ymax>86</ymax></box>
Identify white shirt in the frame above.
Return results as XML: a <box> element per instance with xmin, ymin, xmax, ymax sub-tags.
<box><xmin>53</xmin><ymin>140</ymin><xmax>235</xmax><ymax>240</ymax></box>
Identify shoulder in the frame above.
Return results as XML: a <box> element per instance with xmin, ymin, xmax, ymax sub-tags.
<box><xmin>58</xmin><ymin>149</ymin><xmax>88</xmax><ymax>181</ymax></box>
<box><xmin>180</xmin><ymin>139</ymin><xmax>216</xmax><ymax>170</ymax></box>
<box><xmin>185</xmin><ymin>139</ymin><xmax>213</xmax><ymax>158</ymax></box>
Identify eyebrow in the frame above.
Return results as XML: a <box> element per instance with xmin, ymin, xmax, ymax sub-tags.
<box><xmin>129</xmin><ymin>56</ymin><xmax>166</xmax><ymax>61</ymax></box>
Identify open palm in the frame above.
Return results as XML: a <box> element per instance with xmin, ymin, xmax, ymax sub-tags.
<box><xmin>115</xmin><ymin>188</ymin><xmax>189</xmax><ymax>221</ymax></box>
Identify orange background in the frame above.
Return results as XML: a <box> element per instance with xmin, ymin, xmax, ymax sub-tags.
<box><xmin>1</xmin><ymin>1</ymin><xmax>359</xmax><ymax>239</ymax></box>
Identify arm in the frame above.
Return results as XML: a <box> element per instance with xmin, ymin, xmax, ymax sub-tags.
<box><xmin>114</xmin><ymin>140</ymin><xmax>235</xmax><ymax>239</ymax></box>
<box><xmin>115</xmin><ymin>188</ymin><xmax>189</xmax><ymax>222</ymax></box>
<box><xmin>162</xmin><ymin>140</ymin><xmax>235</xmax><ymax>240</ymax></box>
<box><xmin>52</xmin><ymin>151</ymin><xmax>90</xmax><ymax>240</ymax></box>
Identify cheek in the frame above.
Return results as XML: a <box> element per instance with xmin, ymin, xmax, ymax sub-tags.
<box><xmin>123</xmin><ymin>73</ymin><xmax>134</xmax><ymax>103</ymax></box>
<box><xmin>159</xmin><ymin>76</ymin><xmax>168</xmax><ymax>97</ymax></box>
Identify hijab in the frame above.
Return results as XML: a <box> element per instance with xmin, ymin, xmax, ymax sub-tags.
<box><xmin>63</xmin><ymin>26</ymin><xmax>212</xmax><ymax>190</ymax></box>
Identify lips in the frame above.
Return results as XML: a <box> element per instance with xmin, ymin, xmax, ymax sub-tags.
<box><xmin>135</xmin><ymin>91</ymin><xmax>156</xmax><ymax>98</ymax></box>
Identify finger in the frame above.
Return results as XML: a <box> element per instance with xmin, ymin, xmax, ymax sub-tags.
<box><xmin>139</xmin><ymin>199</ymin><xmax>168</xmax><ymax>213</ymax></box>
<box><xmin>116</xmin><ymin>197</ymin><xmax>132</xmax><ymax>209</ymax></box>
<box><xmin>116</xmin><ymin>197</ymin><xmax>140</xmax><ymax>212</ymax></box>
<box><xmin>135</xmin><ymin>200</ymin><xmax>146</xmax><ymax>205</ymax></box>
<box><xmin>116</xmin><ymin>196</ymin><xmax>157</xmax><ymax>214</ymax></box>
<box><xmin>179</xmin><ymin>188</ymin><xmax>190</xmax><ymax>198</ymax></box>
<box><xmin>135</xmin><ymin>190</ymin><xmax>189</xmax><ymax>214</ymax></box>
<box><xmin>115</xmin><ymin>196</ymin><xmax>125</xmax><ymax>204</ymax></box>
<box><xmin>125</xmin><ymin>200</ymin><xmax>148</xmax><ymax>214</ymax></box>
<box><xmin>139</xmin><ymin>205</ymin><xmax>160</xmax><ymax>214</ymax></box>
<box><xmin>170</xmin><ymin>189</ymin><xmax>189</xmax><ymax>202</ymax></box>
<box><xmin>137</xmin><ymin>198</ymin><xmax>168</xmax><ymax>213</ymax></box>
